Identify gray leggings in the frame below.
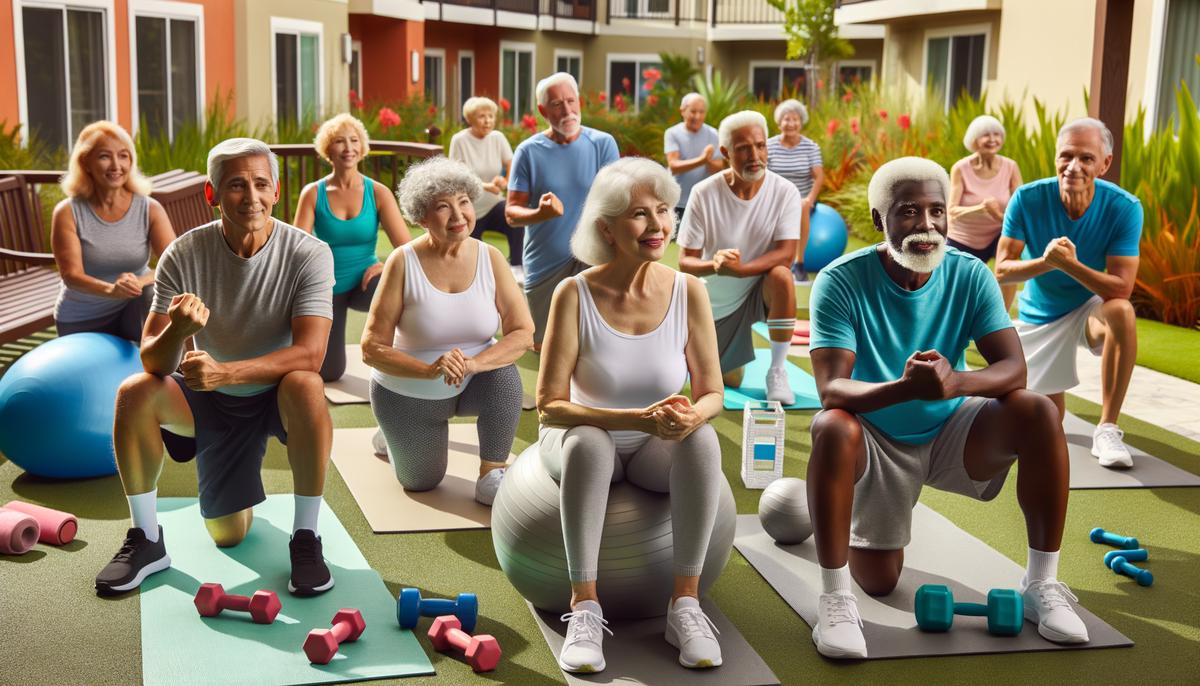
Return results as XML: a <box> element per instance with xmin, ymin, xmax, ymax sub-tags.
<box><xmin>370</xmin><ymin>364</ymin><xmax>524</xmax><ymax>490</ymax></box>
<box><xmin>321</xmin><ymin>274</ymin><xmax>380</xmax><ymax>382</ymax></box>
<box><xmin>539</xmin><ymin>423</ymin><xmax>723</xmax><ymax>582</ymax></box>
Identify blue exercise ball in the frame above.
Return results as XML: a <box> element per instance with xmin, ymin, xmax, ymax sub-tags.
<box><xmin>0</xmin><ymin>333</ymin><xmax>142</xmax><ymax>478</ymax></box>
<box><xmin>803</xmin><ymin>203</ymin><xmax>849</xmax><ymax>273</ymax></box>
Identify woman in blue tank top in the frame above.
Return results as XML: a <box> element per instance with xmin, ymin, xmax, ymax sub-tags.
<box><xmin>294</xmin><ymin>114</ymin><xmax>411</xmax><ymax>381</ymax></box>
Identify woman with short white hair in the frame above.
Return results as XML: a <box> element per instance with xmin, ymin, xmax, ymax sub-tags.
<box><xmin>361</xmin><ymin>157</ymin><xmax>533</xmax><ymax>506</ymax></box>
<box><xmin>449</xmin><ymin>96</ymin><xmax>524</xmax><ymax>282</ymax></box>
<box><xmin>537</xmin><ymin>157</ymin><xmax>727</xmax><ymax>673</ymax></box>
<box><xmin>767</xmin><ymin>98</ymin><xmax>823</xmax><ymax>282</ymax></box>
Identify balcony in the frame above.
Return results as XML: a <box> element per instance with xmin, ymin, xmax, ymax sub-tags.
<box><xmin>607</xmin><ymin>0</ymin><xmax>707</xmax><ymax>23</ymax></box>
<box><xmin>423</xmin><ymin>0</ymin><xmax>596</xmax><ymax>23</ymax></box>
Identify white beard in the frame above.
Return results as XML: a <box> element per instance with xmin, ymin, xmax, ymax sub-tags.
<box><xmin>736</xmin><ymin>166</ymin><xmax>766</xmax><ymax>182</ymax></box>
<box><xmin>551</xmin><ymin>117</ymin><xmax>581</xmax><ymax>137</ymax></box>
<box><xmin>885</xmin><ymin>229</ymin><xmax>947</xmax><ymax>273</ymax></box>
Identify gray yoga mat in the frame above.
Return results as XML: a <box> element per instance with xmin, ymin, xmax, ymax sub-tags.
<box><xmin>1064</xmin><ymin>412</ymin><xmax>1200</xmax><ymax>489</ymax></box>
<box><xmin>734</xmin><ymin>507</ymin><xmax>1132</xmax><ymax>660</ymax></box>
<box><xmin>529</xmin><ymin>599</ymin><xmax>779</xmax><ymax>685</ymax></box>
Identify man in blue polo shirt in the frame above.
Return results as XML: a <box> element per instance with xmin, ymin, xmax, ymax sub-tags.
<box><xmin>996</xmin><ymin>118</ymin><xmax>1142</xmax><ymax>468</ymax></box>
<box><xmin>806</xmin><ymin>157</ymin><xmax>1087</xmax><ymax>659</ymax></box>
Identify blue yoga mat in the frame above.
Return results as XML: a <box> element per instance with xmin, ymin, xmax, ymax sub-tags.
<box><xmin>140</xmin><ymin>496</ymin><xmax>433</xmax><ymax>686</ymax></box>
<box><xmin>722</xmin><ymin>348</ymin><xmax>822</xmax><ymax>411</ymax></box>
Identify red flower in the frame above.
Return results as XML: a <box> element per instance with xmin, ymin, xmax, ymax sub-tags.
<box><xmin>427</xmin><ymin>104</ymin><xmax>438</xmax><ymax>116</ymax></box>
<box><xmin>348</xmin><ymin>90</ymin><xmax>364</xmax><ymax>110</ymax></box>
<box><xmin>850</xmin><ymin>117</ymin><xmax>860</xmax><ymax>135</ymax></box>
<box><xmin>643</xmin><ymin>80</ymin><xmax>655</xmax><ymax>91</ymax></box>
<box><xmin>598</xmin><ymin>92</ymin><xmax>607</xmax><ymax>103</ymax></box>
<box><xmin>641</xmin><ymin>67</ymin><xmax>661</xmax><ymax>81</ymax></box>
<box><xmin>646</xmin><ymin>94</ymin><xmax>659</xmax><ymax>107</ymax></box>
<box><xmin>614</xmin><ymin>93</ymin><xmax>628</xmax><ymax>113</ymax></box>
<box><xmin>621</xmin><ymin>77</ymin><xmax>632</xmax><ymax>93</ymax></box>
<box><xmin>816</xmin><ymin>79</ymin><xmax>825</xmax><ymax>90</ymax></box>
<box><xmin>878</xmin><ymin>109</ymin><xmax>888</xmax><ymax>120</ymax></box>
<box><xmin>378</xmin><ymin>107</ymin><xmax>401</xmax><ymax>129</ymax></box>
<box><xmin>898</xmin><ymin>114</ymin><xmax>911</xmax><ymax>130</ymax></box>
<box><xmin>826</xmin><ymin>119</ymin><xmax>840</xmax><ymax>136</ymax></box>
<box><xmin>842</xmin><ymin>92</ymin><xmax>853</xmax><ymax>103</ymax></box>
<box><xmin>499</xmin><ymin>98</ymin><xmax>511</xmax><ymax>112</ymax></box>
<box><xmin>521</xmin><ymin>114</ymin><xmax>538</xmax><ymax>132</ymax></box>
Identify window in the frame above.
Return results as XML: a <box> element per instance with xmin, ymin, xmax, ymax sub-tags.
<box><xmin>555</xmin><ymin>50</ymin><xmax>582</xmax><ymax>84</ymax></box>
<box><xmin>622</xmin><ymin>0</ymin><xmax>670</xmax><ymax>18</ymax></box>
<box><xmin>134</xmin><ymin>10</ymin><xmax>200</xmax><ymax>141</ymax></box>
<box><xmin>20</xmin><ymin>4</ymin><xmax>111</xmax><ymax>151</ymax></box>
<box><xmin>836</xmin><ymin>61</ymin><xmax>874</xmax><ymax>90</ymax></box>
<box><xmin>272</xmin><ymin>18</ymin><xmax>323</xmax><ymax>124</ymax></box>
<box><xmin>459</xmin><ymin>51</ymin><xmax>474</xmax><ymax>113</ymax></box>
<box><xmin>750</xmin><ymin>63</ymin><xmax>808</xmax><ymax>101</ymax></box>
<box><xmin>925</xmin><ymin>29</ymin><xmax>986</xmax><ymax>110</ymax></box>
<box><xmin>608</xmin><ymin>55</ymin><xmax>661</xmax><ymax>112</ymax></box>
<box><xmin>1154</xmin><ymin>0</ymin><xmax>1200</xmax><ymax>130</ymax></box>
<box><xmin>501</xmin><ymin>42</ymin><xmax>535</xmax><ymax>117</ymax></box>
<box><xmin>350</xmin><ymin>40</ymin><xmax>363</xmax><ymax>102</ymax></box>
<box><xmin>424</xmin><ymin>49</ymin><xmax>445</xmax><ymax>109</ymax></box>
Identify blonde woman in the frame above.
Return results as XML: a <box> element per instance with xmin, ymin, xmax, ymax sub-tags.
<box><xmin>52</xmin><ymin>121</ymin><xmax>175</xmax><ymax>341</ymax></box>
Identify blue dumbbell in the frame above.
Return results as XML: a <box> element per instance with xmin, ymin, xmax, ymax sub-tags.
<box><xmin>1089</xmin><ymin>527</ymin><xmax>1139</xmax><ymax>550</ymax></box>
<box><xmin>1110</xmin><ymin>556</ymin><xmax>1153</xmax><ymax>587</ymax></box>
<box><xmin>1104</xmin><ymin>548</ymin><xmax>1148</xmax><ymax>569</ymax></box>
<box><xmin>396</xmin><ymin>587</ymin><xmax>478</xmax><ymax>633</ymax></box>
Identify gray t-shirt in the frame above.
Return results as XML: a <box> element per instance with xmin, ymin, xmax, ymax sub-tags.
<box><xmin>54</xmin><ymin>194</ymin><xmax>151</xmax><ymax>323</ymax></box>
<box><xmin>664</xmin><ymin>122</ymin><xmax>721</xmax><ymax>209</ymax></box>
<box><xmin>152</xmin><ymin>219</ymin><xmax>334</xmax><ymax>396</ymax></box>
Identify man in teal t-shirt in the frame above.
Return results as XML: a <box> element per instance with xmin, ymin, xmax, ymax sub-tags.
<box><xmin>997</xmin><ymin>117</ymin><xmax>1142</xmax><ymax>468</ymax></box>
<box><xmin>805</xmin><ymin>157</ymin><xmax>1088</xmax><ymax>660</ymax></box>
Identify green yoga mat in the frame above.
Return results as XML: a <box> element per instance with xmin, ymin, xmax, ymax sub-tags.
<box><xmin>722</xmin><ymin>348</ymin><xmax>822</xmax><ymax>411</ymax></box>
<box><xmin>140</xmin><ymin>496</ymin><xmax>433</xmax><ymax>686</ymax></box>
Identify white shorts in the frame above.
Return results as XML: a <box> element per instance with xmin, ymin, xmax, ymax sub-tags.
<box><xmin>1014</xmin><ymin>295</ymin><xmax>1103</xmax><ymax>395</ymax></box>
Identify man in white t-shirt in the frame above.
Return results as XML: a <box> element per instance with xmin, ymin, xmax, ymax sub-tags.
<box><xmin>678</xmin><ymin>110</ymin><xmax>801</xmax><ymax>403</ymax></box>
<box><xmin>664</xmin><ymin>92</ymin><xmax>724</xmax><ymax>225</ymax></box>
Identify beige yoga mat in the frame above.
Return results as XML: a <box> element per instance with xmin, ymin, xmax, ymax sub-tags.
<box><xmin>1064</xmin><ymin>412</ymin><xmax>1200</xmax><ymax>489</ymax></box>
<box><xmin>330</xmin><ymin>424</ymin><xmax>514</xmax><ymax>532</ymax></box>
<box><xmin>324</xmin><ymin>344</ymin><xmax>372</xmax><ymax>404</ymax></box>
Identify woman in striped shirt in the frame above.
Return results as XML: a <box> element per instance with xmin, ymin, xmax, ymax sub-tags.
<box><xmin>767</xmin><ymin>99</ymin><xmax>824</xmax><ymax>282</ymax></box>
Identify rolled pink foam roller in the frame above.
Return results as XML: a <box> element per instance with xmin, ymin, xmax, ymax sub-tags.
<box><xmin>0</xmin><ymin>509</ymin><xmax>41</xmax><ymax>555</ymax></box>
<box><xmin>3</xmin><ymin>501</ymin><xmax>78</xmax><ymax>545</ymax></box>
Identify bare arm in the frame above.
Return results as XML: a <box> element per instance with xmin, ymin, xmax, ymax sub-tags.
<box><xmin>142</xmin><ymin>198</ymin><xmax>176</xmax><ymax>286</ymax></box>
<box><xmin>292</xmin><ymin>183</ymin><xmax>318</xmax><ymax>233</ymax></box>
<box><xmin>374</xmin><ymin>181</ymin><xmax>412</xmax><ymax>248</ymax></box>
<box><xmin>467</xmin><ymin>245</ymin><xmax>534</xmax><ymax>371</ymax></box>
<box><xmin>677</xmin><ymin>246</ymin><xmax>716</xmax><ymax>277</ymax></box>
<box><xmin>667</xmin><ymin>149</ymin><xmax>710</xmax><ymax>175</ymax></box>
<box><xmin>360</xmin><ymin>248</ymin><xmax>438</xmax><ymax>379</ymax></box>
<box><xmin>951</xmin><ymin>327</ymin><xmax>1026</xmax><ymax>397</ymax></box>
<box><xmin>140</xmin><ymin>309</ymin><xmax>191</xmax><ymax>376</ymax></box>
<box><xmin>505</xmin><ymin>189</ymin><xmax>561</xmax><ymax>228</ymax></box>
<box><xmin>994</xmin><ymin>236</ymin><xmax>1054</xmax><ymax>284</ymax></box>
<box><xmin>811</xmin><ymin>347</ymin><xmax>916</xmax><ymax>414</ymax></box>
<box><xmin>806</xmin><ymin>166</ymin><xmax>825</xmax><ymax>208</ymax></box>
<box><xmin>213</xmin><ymin>316</ymin><xmax>331</xmax><ymax>386</ymax></box>
<box><xmin>947</xmin><ymin>165</ymin><xmax>991</xmax><ymax>221</ymax></box>
<box><xmin>680</xmin><ymin>276</ymin><xmax>724</xmax><ymax>421</ymax></box>
<box><xmin>1056</xmin><ymin>251</ymin><xmax>1139</xmax><ymax>301</ymax></box>
<box><xmin>51</xmin><ymin>200</ymin><xmax>138</xmax><ymax>298</ymax></box>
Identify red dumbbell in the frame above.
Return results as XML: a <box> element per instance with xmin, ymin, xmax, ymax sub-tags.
<box><xmin>193</xmin><ymin>583</ymin><xmax>281</xmax><ymax>624</ymax></box>
<box><xmin>304</xmin><ymin>609</ymin><xmax>366</xmax><ymax>665</ymax></box>
<box><xmin>427</xmin><ymin>615</ymin><xmax>501</xmax><ymax>672</ymax></box>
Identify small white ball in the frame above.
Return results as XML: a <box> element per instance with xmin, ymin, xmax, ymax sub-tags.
<box><xmin>757</xmin><ymin>477</ymin><xmax>813</xmax><ymax>545</ymax></box>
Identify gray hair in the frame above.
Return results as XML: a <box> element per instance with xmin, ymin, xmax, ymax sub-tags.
<box><xmin>396</xmin><ymin>156</ymin><xmax>483</xmax><ymax>224</ymax></box>
<box><xmin>773</xmin><ymin>98</ymin><xmax>809</xmax><ymax>127</ymax></box>
<box><xmin>962</xmin><ymin>114</ymin><xmax>1005</xmax><ymax>152</ymax></box>
<box><xmin>718</xmin><ymin>110</ymin><xmax>769</xmax><ymax>152</ymax></box>
<box><xmin>867</xmin><ymin>157</ymin><xmax>951</xmax><ymax>230</ymax></box>
<box><xmin>207</xmin><ymin>137</ymin><xmax>278</xmax><ymax>190</ymax></box>
<box><xmin>536</xmin><ymin>72</ymin><xmax>580</xmax><ymax>107</ymax></box>
<box><xmin>571</xmin><ymin>157</ymin><xmax>681</xmax><ymax>266</ymax></box>
<box><xmin>1058</xmin><ymin>117</ymin><xmax>1114</xmax><ymax>155</ymax></box>
<box><xmin>462</xmin><ymin>96</ymin><xmax>498</xmax><ymax>122</ymax></box>
<box><xmin>680</xmin><ymin>92</ymin><xmax>706</xmax><ymax>110</ymax></box>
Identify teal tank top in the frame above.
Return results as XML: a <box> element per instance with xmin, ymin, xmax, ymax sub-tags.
<box><xmin>314</xmin><ymin>176</ymin><xmax>380</xmax><ymax>293</ymax></box>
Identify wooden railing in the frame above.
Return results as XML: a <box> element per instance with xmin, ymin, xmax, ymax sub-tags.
<box><xmin>712</xmin><ymin>0</ymin><xmax>784</xmax><ymax>25</ymax></box>
<box><xmin>607</xmin><ymin>0</ymin><xmax>707</xmax><ymax>23</ymax></box>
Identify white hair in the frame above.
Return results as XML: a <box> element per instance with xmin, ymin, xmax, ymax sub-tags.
<box><xmin>1058</xmin><ymin>117</ymin><xmax>1114</xmax><ymax>155</ymax></box>
<box><xmin>395</xmin><ymin>156</ymin><xmax>483</xmax><ymax>224</ymax></box>
<box><xmin>867</xmin><ymin>157</ymin><xmax>951</xmax><ymax>231</ymax></box>
<box><xmin>680</xmin><ymin>92</ymin><xmax>707</xmax><ymax>110</ymax></box>
<box><xmin>962</xmin><ymin>115</ymin><xmax>1005</xmax><ymax>152</ymax></box>
<box><xmin>718</xmin><ymin>110</ymin><xmax>769</xmax><ymax>152</ymax></box>
<box><xmin>536</xmin><ymin>72</ymin><xmax>580</xmax><ymax>107</ymax></box>
<box><xmin>773</xmin><ymin>99</ymin><xmax>809</xmax><ymax>127</ymax></box>
<box><xmin>571</xmin><ymin>157</ymin><xmax>681</xmax><ymax>266</ymax></box>
<box><xmin>462</xmin><ymin>96</ymin><xmax>498</xmax><ymax>122</ymax></box>
<box><xmin>207</xmin><ymin>137</ymin><xmax>278</xmax><ymax>190</ymax></box>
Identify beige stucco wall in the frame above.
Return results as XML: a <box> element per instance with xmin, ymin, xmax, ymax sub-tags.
<box><xmin>580</xmin><ymin>34</ymin><xmax>706</xmax><ymax>95</ymax></box>
<box><xmin>235</xmin><ymin>0</ymin><xmax>350</xmax><ymax>127</ymax></box>
<box><xmin>880</xmin><ymin>10</ymin><xmax>1002</xmax><ymax>99</ymax></box>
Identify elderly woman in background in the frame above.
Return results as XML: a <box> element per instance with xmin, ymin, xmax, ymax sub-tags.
<box><xmin>537</xmin><ymin>158</ymin><xmax>726</xmax><ymax>674</ymax></box>
<box><xmin>449</xmin><ymin>96</ymin><xmax>524</xmax><ymax>283</ymax></box>
<box><xmin>294</xmin><ymin>113</ymin><xmax>411</xmax><ymax>381</ymax></box>
<box><xmin>51</xmin><ymin>121</ymin><xmax>176</xmax><ymax>342</ymax></box>
<box><xmin>949</xmin><ymin>114</ymin><xmax>1022</xmax><ymax>308</ymax></box>
<box><xmin>766</xmin><ymin>99</ymin><xmax>824</xmax><ymax>283</ymax></box>
<box><xmin>361</xmin><ymin>157</ymin><xmax>533</xmax><ymax>506</ymax></box>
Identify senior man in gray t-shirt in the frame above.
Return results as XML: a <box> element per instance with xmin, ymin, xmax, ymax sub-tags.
<box><xmin>95</xmin><ymin>138</ymin><xmax>337</xmax><ymax>598</ymax></box>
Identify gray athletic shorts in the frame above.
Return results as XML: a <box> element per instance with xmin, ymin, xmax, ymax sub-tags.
<box><xmin>525</xmin><ymin>257</ymin><xmax>589</xmax><ymax>345</ymax></box>
<box><xmin>713</xmin><ymin>277</ymin><xmax>766</xmax><ymax>374</ymax></box>
<box><xmin>847</xmin><ymin>396</ymin><xmax>1011</xmax><ymax>550</ymax></box>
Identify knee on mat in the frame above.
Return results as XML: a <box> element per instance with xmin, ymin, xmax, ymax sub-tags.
<box><xmin>398</xmin><ymin>469</ymin><xmax>445</xmax><ymax>492</ymax></box>
<box><xmin>852</xmin><ymin>567</ymin><xmax>901</xmax><ymax>597</ymax></box>
<box><xmin>206</xmin><ymin>511</ymin><xmax>252</xmax><ymax>548</ymax></box>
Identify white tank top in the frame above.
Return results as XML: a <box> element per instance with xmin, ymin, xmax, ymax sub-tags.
<box><xmin>371</xmin><ymin>239</ymin><xmax>499</xmax><ymax>399</ymax></box>
<box><xmin>570</xmin><ymin>272</ymin><xmax>690</xmax><ymax>453</ymax></box>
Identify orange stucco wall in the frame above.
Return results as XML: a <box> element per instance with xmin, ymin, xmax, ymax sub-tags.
<box><xmin>423</xmin><ymin>21</ymin><xmax>502</xmax><ymax>102</ymax></box>
<box><xmin>0</xmin><ymin>3</ymin><xmax>17</xmax><ymax>128</ymax></box>
<box><xmin>197</xmin><ymin>0</ymin><xmax>238</xmax><ymax>114</ymax></box>
<box><xmin>349</xmin><ymin>14</ymin><xmax>425</xmax><ymax>104</ymax></box>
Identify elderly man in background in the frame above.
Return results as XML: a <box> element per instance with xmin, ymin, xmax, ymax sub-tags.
<box><xmin>664</xmin><ymin>92</ymin><xmax>723</xmax><ymax>226</ymax></box>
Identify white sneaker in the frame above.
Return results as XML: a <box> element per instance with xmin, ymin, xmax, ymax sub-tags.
<box><xmin>372</xmin><ymin>429</ymin><xmax>388</xmax><ymax>459</ymax></box>
<box><xmin>1022</xmin><ymin>578</ymin><xmax>1090</xmax><ymax>644</ymax></box>
<box><xmin>765</xmin><ymin>366</ymin><xmax>795</xmax><ymax>405</ymax></box>
<box><xmin>1092</xmin><ymin>423</ymin><xmax>1133</xmax><ymax>469</ymax></box>
<box><xmin>558</xmin><ymin>601</ymin><xmax>611</xmax><ymax>673</ymax></box>
<box><xmin>812</xmin><ymin>591</ymin><xmax>867</xmax><ymax>659</ymax></box>
<box><xmin>474</xmin><ymin>467</ymin><xmax>506</xmax><ymax>506</ymax></box>
<box><xmin>510</xmin><ymin>264</ymin><xmax>525</xmax><ymax>285</ymax></box>
<box><xmin>664</xmin><ymin>596</ymin><xmax>723</xmax><ymax>668</ymax></box>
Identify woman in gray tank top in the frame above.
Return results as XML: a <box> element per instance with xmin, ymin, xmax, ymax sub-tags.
<box><xmin>52</xmin><ymin>121</ymin><xmax>175</xmax><ymax>341</ymax></box>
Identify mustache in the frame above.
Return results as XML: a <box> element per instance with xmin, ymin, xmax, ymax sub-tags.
<box><xmin>901</xmin><ymin>231</ymin><xmax>945</xmax><ymax>250</ymax></box>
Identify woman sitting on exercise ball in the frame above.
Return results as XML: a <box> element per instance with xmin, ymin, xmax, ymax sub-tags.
<box><xmin>294</xmin><ymin>113</ymin><xmax>411</xmax><ymax>381</ymax></box>
<box><xmin>537</xmin><ymin>157</ymin><xmax>726</xmax><ymax>673</ymax></box>
<box><xmin>766</xmin><ymin>99</ymin><xmax>824</xmax><ymax>283</ymax></box>
<box><xmin>361</xmin><ymin>157</ymin><xmax>533</xmax><ymax>506</ymax></box>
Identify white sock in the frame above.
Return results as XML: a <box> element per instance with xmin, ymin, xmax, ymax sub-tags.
<box><xmin>821</xmin><ymin>564</ymin><xmax>852</xmax><ymax>594</ymax></box>
<box><xmin>573</xmin><ymin>599</ymin><xmax>603</xmax><ymax>618</ymax></box>
<box><xmin>293</xmin><ymin>494</ymin><xmax>322</xmax><ymax>535</ymax></box>
<box><xmin>128</xmin><ymin>490</ymin><xmax>159</xmax><ymax>542</ymax></box>
<box><xmin>1023</xmin><ymin>548</ymin><xmax>1059</xmax><ymax>586</ymax></box>
<box><xmin>769</xmin><ymin>338</ymin><xmax>791</xmax><ymax>369</ymax></box>
<box><xmin>671</xmin><ymin>595</ymin><xmax>700</xmax><ymax>611</ymax></box>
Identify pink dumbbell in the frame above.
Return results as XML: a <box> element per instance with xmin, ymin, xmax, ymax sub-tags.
<box><xmin>304</xmin><ymin>609</ymin><xmax>366</xmax><ymax>664</ymax></box>
<box><xmin>427</xmin><ymin>615</ymin><xmax>501</xmax><ymax>672</ymax></box>
<box><xmin>194</xmin><ymin>583</ymin><xmax>282</xmax><ymax>624</ymax></box>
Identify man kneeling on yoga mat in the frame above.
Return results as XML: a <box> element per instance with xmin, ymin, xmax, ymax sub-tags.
<box><xmin>805</xmin><ymin>157</ymin><xmax>1089</xmax><ymax>658</ymax></box>
<box><xmin>95</xmin><ymin>138</ymin><xmax>337</xmax><ymax>597</ymax></box>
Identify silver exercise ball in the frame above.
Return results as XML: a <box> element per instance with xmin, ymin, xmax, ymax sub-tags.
<box><xmin>758</xmin><ymin>477</ymin><xmax>812</xmax><ymax>545</ymax></box>
<box><xmin>490</xmin><ymin>445</ymin><xmax>737</xmax><ymax>619</ymax></box>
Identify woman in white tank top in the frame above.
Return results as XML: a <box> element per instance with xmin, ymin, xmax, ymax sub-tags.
<box><xmin>361</xmin><ymin>158</ymin><xmax>534</xmax><ymax>506</ymax></box>
<box><xmin>535</xmin><ymin>158</ymin><xmax>729</xmax><ymax>673</ymax></box>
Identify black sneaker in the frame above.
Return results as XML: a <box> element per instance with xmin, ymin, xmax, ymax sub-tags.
<box><xmin>95</xmin><ymin>526</ymin><xmax>171</xmax><ymax>596</ymax></box>
<box><xmin>289</xmin><ymin>529</ymin><xmax>334</xmax><ymax>596</ymax></box>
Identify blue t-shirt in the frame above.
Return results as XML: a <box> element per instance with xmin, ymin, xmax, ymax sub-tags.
<box><xmin>664</xmin><ymin>122</ymin><xmax>721</xmax><ymax>209</ymax></box>
<box><xmin>509</xmin><ymin>126</ymin><xmax>620</xmax><ymax>285</ymax></box>
<box><xmin>1002</xmin><ymin>178</ymin><xmax>1142</xmax><ymax>324</ymax></box>
<box><xmin>810</xmin><ymin>246</ymin><xmax>1014</xmax><ymax>445</ymax></box>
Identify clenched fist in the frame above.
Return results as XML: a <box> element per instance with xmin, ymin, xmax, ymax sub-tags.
<box><xmin>180</xmin><ymin>350</ymin><xmax>227</xmax><ymax>391</ymax></box>
<box><xmin>167</xmin><ymin>293</ymin><xmax>209</xmax><ymax>337</ymax></box>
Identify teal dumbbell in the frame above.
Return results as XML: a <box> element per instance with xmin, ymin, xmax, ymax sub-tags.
<box><xmin>1104</xmin><ymin>548</ymin><xmax>1148</xmax><ymax>569</ymax></box>
<box><xmin>914</xmin><ymin>585</ymin><xmax>1024</xmax><ymax>637</ymax></box>
<box><xmin>1110</xmin><ymin>556</ymin><xmax>1154</xmax><ymax>587</ymax></box>
<box><xmin>1090</xmin><ymin>527</ymin><xmax>1139</xmax><ymax>550</ymax></box>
